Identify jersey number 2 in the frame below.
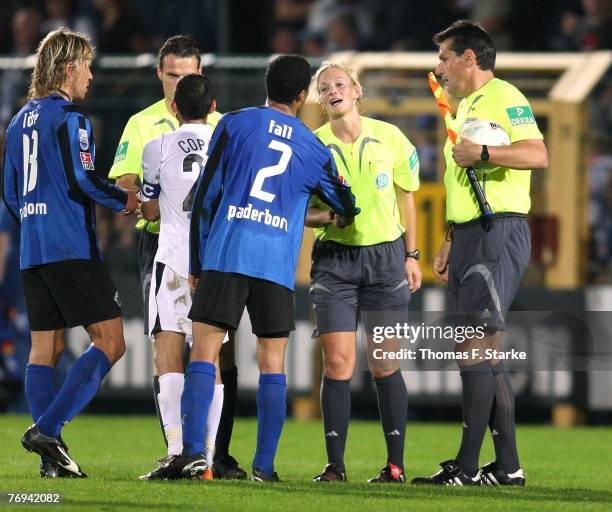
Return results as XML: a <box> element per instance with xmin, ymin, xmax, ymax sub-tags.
<box><xmin>182</xmin><ymin>153</ymin><xmax>204</xmax><ymax>212</ymax></box>
<box><xmin>22</xmin><ymin>130</ymin><xmax>38</xmax><ymax>196</ymax></box>
<box><xmin>250</xmin><ymin>139</ymin><xmax>292</xmax><ymax>203</ymax></box>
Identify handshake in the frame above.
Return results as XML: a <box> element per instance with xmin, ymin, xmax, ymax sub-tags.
<box><xmin>328</xmin><ymin>209</ymin><xmax>356</xmax><ymax>228</ymax></box>
<box><xmin>305</xmin><ymin>207</ymin><xmax>358</xmax><ymax>229</ymax></box>
<box><xmin>122</xmin><ymin>190</ymin><xmax>141</xmax><ymax>216</ymax></box>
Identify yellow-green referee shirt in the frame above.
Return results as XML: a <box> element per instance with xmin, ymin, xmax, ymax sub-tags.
<box><xmin>311</xmin><ymin>116</ymin><xmax>420</xmax><ymax>246</ymax></box>
<box><xmin>445</xmin><ymin>78</ymin><xmax>543</xmax><ymax>224</ymax></box>
<box><xmin>108</xmin><ymin>99</ymin><xmax>222</xmax><ymax>233</ymax></box>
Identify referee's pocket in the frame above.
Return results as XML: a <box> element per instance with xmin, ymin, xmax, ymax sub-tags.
<box><xmin>482</xmin><ymin>221</ymin><xmax>512</xmax><ymax>263</ymax></box>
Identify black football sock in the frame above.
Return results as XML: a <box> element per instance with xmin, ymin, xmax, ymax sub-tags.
<box><xmin>153</xmin><ymin>375</ymin><xmax>168</xmax><ymax>447</ymax></box>
<box><xmin>374</xmin><ymin>370</ymin><xmax>407</xmax><ymax>469</ymax></box>
<box><xmin>455</xmin><ymin>361</ymin><xmax>495</xmax><ymax>476</ymax></box>
<box><xmin>321</xmin><ymin>376</ymin><xmax>351</xmax><ymax>471</ymax></box>
<box><xmin>215</xmin><ymin>365</ymin><xmax>238</xmax><ymax>459</ymax></box>
<box><xmin>489</xmin><ymin>362</ymin><xmax>520</xmax><ymax>473</ymax></box>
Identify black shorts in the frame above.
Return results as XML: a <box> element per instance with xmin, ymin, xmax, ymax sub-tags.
<box><xmin>310</xmin><ymin>237</ymin><xmax>411</xmax><ymax>336</ymax></box>
<box><xmin>448</xmin><ymin>215</ymin><xmax>531</xmax><ymax>332</ymax></box>
<box><xmin>189</xmin><ymin>271</ymin><xmax>294</xmax><ymax>338</ymax></box>
<box><xmin>138</xmin><ymin>229</ymin><xmax>159</xmax><ymax>334</ymax></box>
<box><xmin>22</xmin><ymin>259</ymin><xmax>121</xmax><ymax>331</ymax></box>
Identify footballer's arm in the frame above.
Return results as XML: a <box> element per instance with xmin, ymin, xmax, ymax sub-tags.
<box><xmin>305</xmin><ymin>207</ymin><xmax>334</xmax><ymax>228</ymax></box>
<box><xmin>452</xmin><ymin>138</ymin><xmax>548</xmax><ymax>169</ymax></box>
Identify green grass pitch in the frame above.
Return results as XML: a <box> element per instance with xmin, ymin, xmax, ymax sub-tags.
<box><xmin>1</xmin><ymin>415</ymin><xmax>611</xmax><ymax>511</ymax></box>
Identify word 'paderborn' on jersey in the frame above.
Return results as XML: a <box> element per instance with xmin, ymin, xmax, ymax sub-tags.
<box><xmin>225</xmin><ymin>118</ymin><xmax>295</xmax><ymax>233</ymax></box>
<box><xmin>227</xmin><ymin>203</ymin><xmax>288</xmax><ymax>232</ymax></box>
<box><xmin>141</xmin><ymin>123</ymin><xmax>214</xmax><ymax>278</ymax></box>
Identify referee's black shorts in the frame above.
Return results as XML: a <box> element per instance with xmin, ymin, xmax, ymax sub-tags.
<box><xmin>138</xmin><ymin>229</ymin><xmax>159</xmax><ymax>334</ymax></box>
<box><xmin>448</xmin><ymin>215</ymin><xmax>530</xmax><ymax>332</ymax></box>
<box><xmin>309</xmin><ymin>237</ymin><xmax>411</xmax><ymax>336</ymax></box>
<box><xmin>189</xmin><ymin>271</ymin><xmax>294</xmax><ymax>338</ymax></box>
<box><xmin>22</xmin><ymin>259</ymin><xmax>121</xmax><ymax>331</ymax></box>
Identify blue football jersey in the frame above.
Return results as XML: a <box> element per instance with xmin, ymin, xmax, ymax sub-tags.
<box><xmin>190</xmin><ymin>106</ymin><xmax>359</xmax><ymax>290</ymax></box>
<box><xmin>1</xmin><ymin>94</ymin><xmax>128</xmax><ymax>268</ymax></box>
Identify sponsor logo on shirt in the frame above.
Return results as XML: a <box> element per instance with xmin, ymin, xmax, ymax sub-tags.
<box><xmin>375</xmin><ymin>172</ymin><xmax>389</xmax><ymax>189</ymax></box>
<box><xmin>79</xmin><ymin>128</ymin><xmax>89</xmax><ymax>150</ymax></box>
<box><xmin>506</xmin><ymin>105</ymin><xmax>536</xmax><ymax>126</ymax></box>
<box><xmin>113</xmin><ymin>141</ymin><xmax>128</xmax><ymax>163</ymax></box>
<box><xmin>20</xmin><ymin>202</ymin><xmax>47</xmax><ymax>220</ymax></box>
<box><xmin>80</xmin><ymin>152</ymin><xmax>94</xmax><ymax>170</ymax></box>
<box><xmin>409</xmin><ymin>148</ymin><xmax>419</xmax><ymax>175</ymax></box>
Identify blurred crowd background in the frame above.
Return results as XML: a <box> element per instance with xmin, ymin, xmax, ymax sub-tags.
<box><xmin>0</xmin><ymin>0</ymin><xmax>611</xmax><ymax>418</ymax></box>
<box><xmin>1</xmin><ymin>0</ymin><xmax>611</xmax><ymax>56</ymax></box>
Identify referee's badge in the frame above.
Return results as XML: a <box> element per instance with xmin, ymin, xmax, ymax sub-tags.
<box><xmin>375</xmin><ymin>172</ymin><xmax>389</xmax><ymax>189</ymax></box>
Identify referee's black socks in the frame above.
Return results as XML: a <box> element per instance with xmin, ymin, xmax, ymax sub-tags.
<box><xmin>489</xmin><ymin>362</ymin><xmax>521</xmax><ymax>473</ymax></box>
<box><xmin>456</xmin><ymin>361</ymin><xmax>495</xmax><ymax>476</ymax></box>
<box><xmin>215</xmin><ymin>365</ymin><xmax>238</xmax><ymax>458</ymax></box>
<box><xmin>152</xmin><ymin>375</ymin><xmax>168</xmax><ymax>447</ymax></box>
<box><xmin>374</xmin><ymin>370</ymin><xmax>407</xmax><ymax>469</ymax></box>
<box><xmin>321</xmin><ymin>376</ymin><xmax>351</xmax><ymax>471</ymax></box>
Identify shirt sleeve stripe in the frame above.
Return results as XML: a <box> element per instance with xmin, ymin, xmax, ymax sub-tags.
<box><xmin>57</xmin><ymin>121</ymin><xmax>98</xmax><ymax>256</ymax></box>
<box><xmin>190</xmin><ymin>127</ymin><xmax>228</xmax><ymax>277</ymax></box>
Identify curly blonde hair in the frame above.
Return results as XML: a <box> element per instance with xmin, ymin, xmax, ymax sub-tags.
<box><xmin>28</xmin><ymin>28</ymin><xmax>93</xmax><ymax>99</ymax></box>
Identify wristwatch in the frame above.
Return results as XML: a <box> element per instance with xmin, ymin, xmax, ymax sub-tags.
<box><xmin>405</xmin><ymin>249</ymin><xmax>420</xmax><ymax>260</ymax></box>
<box><xmin>481</xmin><ymin>144</ymin><xmax>489</xmax><ymax>162</ymax></box>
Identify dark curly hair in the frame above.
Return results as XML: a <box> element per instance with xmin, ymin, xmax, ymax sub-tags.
<box><xmin>266</xmin><ymin>54</ymin><xmax>312</xmax><ymax>106</ymax></box>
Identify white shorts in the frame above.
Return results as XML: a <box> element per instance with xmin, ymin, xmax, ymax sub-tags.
<box><xmin>148</xmin><ymin>260</ymin><xmax>228</xmax><ymax>344</ymax></box>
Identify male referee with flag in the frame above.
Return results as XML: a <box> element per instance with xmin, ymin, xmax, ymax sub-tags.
<box><xmin>412</xmin><ymin>20</ymin><xmax>548</xmax><ymax>486</ymax></box>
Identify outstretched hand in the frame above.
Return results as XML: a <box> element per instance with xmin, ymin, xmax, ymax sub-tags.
<box><xmin>333</xmin><ymin>213</ymin><xmax>355</xmax><ymax>228</ymax></box>
<box><xmin>123</xmin><ymin>190</ymin><xmax>140</xmax><ymax>215</ymax></box>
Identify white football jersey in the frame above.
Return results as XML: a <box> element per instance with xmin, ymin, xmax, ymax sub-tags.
<box><xmin>141</xmin><ymin>123</ymin><xmax>214</xmax><ymax>277</ymax></box>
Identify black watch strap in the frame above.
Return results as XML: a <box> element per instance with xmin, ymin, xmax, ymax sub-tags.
<box><xmin>481</xmin><ymin>144</ymin><xmax>489</xmax><ymax>162</ymax></box>
<box><xmin>405</xmin><ymin>249</ymin><xmax>420</xmax><ymax>260</ymax></box>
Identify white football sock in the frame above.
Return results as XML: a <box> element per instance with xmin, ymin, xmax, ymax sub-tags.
<box><xmin>158</xmin><ymin>372</ymin><xmax>184</xmax><ymax>456</ymax></box>
<box><xmin>205</xmin><ymin>384</ymin><xmax>224</xmax><ymax>465</ymax></box>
